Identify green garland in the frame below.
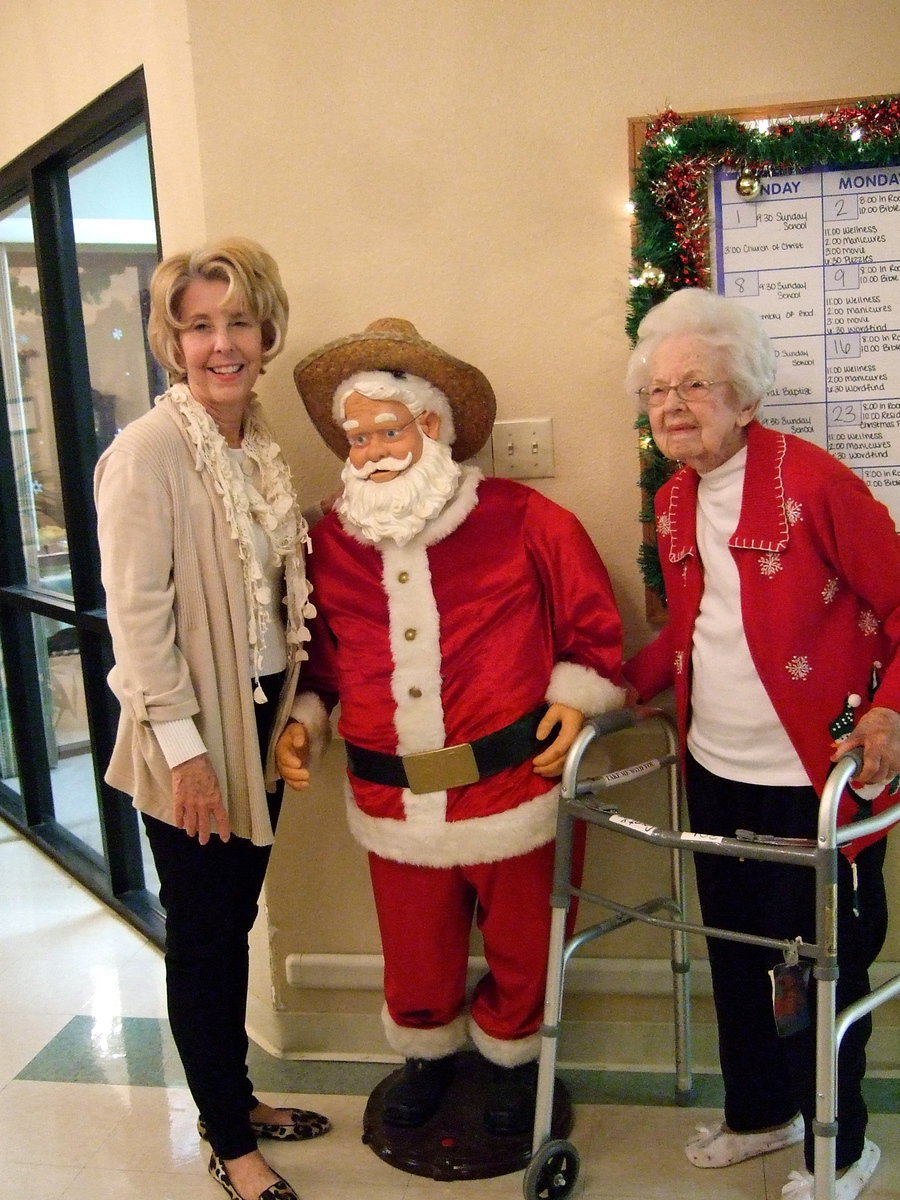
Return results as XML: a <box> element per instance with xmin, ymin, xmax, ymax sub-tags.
<box><xmin>628</xmin><ymin>96</ymin><xmax>900</xmax><ymax>608</ymax></box>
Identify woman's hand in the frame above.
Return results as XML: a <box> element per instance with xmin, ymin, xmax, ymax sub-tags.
<box><xmin>832</xmin><ymin>705</ymin><xmax>900</xmax><ymax>786</ymax></box>
<box><xmin>532</xmin><ymin>703</ymin><xmax>585</xmax><ymax>778</ymax></box>
<box><xmin>171</xmin><ymin>753</ymin><xmax>230</xmax><ymax>843</ymax></box>
<box><xmin>275</xmin><ymin>720</ymin><xmax>312</xmax><ymax>790</ymax></box>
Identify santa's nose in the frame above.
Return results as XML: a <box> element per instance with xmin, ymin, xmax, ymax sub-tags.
<box><xmin>362</xmin><ymin>440</ymin><xmax>389</xmax><ymax>462</ymax></box>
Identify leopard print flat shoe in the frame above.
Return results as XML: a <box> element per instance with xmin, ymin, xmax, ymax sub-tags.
<box><xmin>208</xmin><ymin>1152</ymin><xmax>299</xmax><ymax>1200</ymax></box>
<box><xmin>198</xmin><ymin>1107</ymin><xmax>331</xmax><ymax>1143</ymax></box>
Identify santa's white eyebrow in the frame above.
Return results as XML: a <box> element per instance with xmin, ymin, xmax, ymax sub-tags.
<box><xmin>342</xmin><ymin>412</ymin><xmax>403</xmax><ymax>433</ymax></box>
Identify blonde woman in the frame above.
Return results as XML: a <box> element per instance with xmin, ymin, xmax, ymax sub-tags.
<box><xmin>95</xmin><ymin>238</ymin><xmax>327</xmax><ymax>1200</ymax></box>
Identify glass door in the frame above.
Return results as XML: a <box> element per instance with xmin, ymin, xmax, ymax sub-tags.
<box><xmin>0</xmin><ymin>74</ymin><xmax>163</xmax><ymax>937</ymax></box>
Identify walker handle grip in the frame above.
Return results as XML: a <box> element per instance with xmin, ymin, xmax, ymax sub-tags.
<box><xmin>587</xmin><ymin>709</ymin><xmax>637</xmax><ymax>737</ymax></box>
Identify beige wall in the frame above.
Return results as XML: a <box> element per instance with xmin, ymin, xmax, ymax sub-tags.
<box><xmin>0</xmin><ymin>0</ymin><xmax>205</xmax><ymax>247</ymax></box>
<box><xmin>4</xmin><ymin>0</ymin><xmax>898</xmax><ymax>1066</ymax></box>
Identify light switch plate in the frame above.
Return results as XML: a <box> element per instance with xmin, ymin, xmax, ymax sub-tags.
<box><xmin>491</xmin><ymin>418</ymin><xmax>555</xmax><ymax>479</ymax></box>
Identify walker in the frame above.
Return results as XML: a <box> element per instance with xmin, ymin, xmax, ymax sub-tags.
<box><xmin>524</xmin><ymin>708</ymin><xmax>900</xmax><ymax>1200</ymax></box>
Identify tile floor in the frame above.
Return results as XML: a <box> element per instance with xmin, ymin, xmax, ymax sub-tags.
<box><xmin>1</xmin><ymin>819</ymin><xmax>897</xmax><ymax>1200</ymax></box>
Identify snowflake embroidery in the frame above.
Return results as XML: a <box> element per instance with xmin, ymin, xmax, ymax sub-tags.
<box><xmin>784</xmin><ymin>497</ymin><xmax>803</xmax><ymax>525</ymax></box>
<box><xmin>822</xmin><ymin>578</ymin><xmax>839</xmax><ymax>605</ymax></box>
<box><xmin>656</xmin><ymin>512</ymin><xmax>672</xmax><ymax>539</ymax></box>
<box><xmin>759</xmin><ymin>552</ymin><xmax>783</xmax><ymax>577</ymax></box>
<box><xmin>786</xmin><ymin>655</ymin><xmax>812</xmax><ymax>681</ymax></box>
<box><xmin>859</xmin><ymin>610</ymin><xmax>880</xmax><ymax>637</ymax></box>
<box><xmin>674</xmin><ymin>650</ymin><xmax>685</xmax><ymax>676</ymax></box>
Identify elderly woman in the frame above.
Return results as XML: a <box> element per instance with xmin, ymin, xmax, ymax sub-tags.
<box><xmin>623</xmin><ymin>288</ymin><xmax>900</xmax><ymax>1200</ymax></box>
<box><xmin>95</xmin><ymin>238</ymin><xmax>327</xmax><ymax>1200</ymax></box>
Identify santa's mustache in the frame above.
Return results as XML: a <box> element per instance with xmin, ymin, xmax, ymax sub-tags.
<box><xmin>347</xmin><ymin>453</ymin><xmax>414</xmax><ymax>479</ymax></box>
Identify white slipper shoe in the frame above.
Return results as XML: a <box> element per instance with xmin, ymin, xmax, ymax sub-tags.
<box><xmin>781</xmin><ymin>1138</ymin><xmax>880</xmax><ymax>1200</ymax></box>
<box><xmin>685</xmin><ymin>1113</ymin><xmax>804</xmax><ymax>1167</ymax></box>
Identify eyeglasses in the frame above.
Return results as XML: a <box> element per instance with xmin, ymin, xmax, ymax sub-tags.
<box><xmin>344</xmin><ymin>415</ymin><xmax>419</xmax><ymax>449</ymax></box>
<box><xmin>636</xmin><ymin>379</ymin><xmax>731</xmax><ymax>407</ymax></box>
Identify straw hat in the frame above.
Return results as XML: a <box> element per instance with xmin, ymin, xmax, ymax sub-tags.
<box><xmin>293</xmin><ymin>318</ymin><xmax>496</xmax><ymax>462</ymax></box>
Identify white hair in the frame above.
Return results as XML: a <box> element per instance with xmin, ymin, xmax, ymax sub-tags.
<box><xmin>333</xmin><ymin>370</ymin><xmax>456</xmax><ymax>445</ymax></box>
<box><xmin>625</xmin><ymin>288</ymin><xmax>776</xmax><ymax>413</ymax></box>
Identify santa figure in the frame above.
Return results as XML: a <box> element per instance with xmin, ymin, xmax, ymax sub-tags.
<box><xmin>278</xmin><ymin>318</ymin><xmax>624</xmax><ymax>1134</ymax></box>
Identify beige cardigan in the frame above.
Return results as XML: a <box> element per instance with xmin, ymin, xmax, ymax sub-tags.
<box><xmin>94</xmin><ymin>396</ymin><xmax>301</xmax><ymax>846</ymax></box>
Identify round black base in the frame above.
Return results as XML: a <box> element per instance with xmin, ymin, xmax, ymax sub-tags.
<box><xmin>362</xmin><ymin>1051</ymin><xmax>573</xmax><ymax>1181</ymax></box>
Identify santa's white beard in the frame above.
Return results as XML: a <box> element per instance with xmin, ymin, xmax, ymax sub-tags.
<box><xmin>338</xmin><ymin>436</ymin><xmax>462</xmax><ymax>546</ymax></box>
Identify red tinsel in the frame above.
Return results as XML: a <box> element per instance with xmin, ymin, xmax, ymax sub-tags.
<box><xmin>828</xmin><ymin>96</ymin><xmax>900</xmax><ymax>138</ymax></box>
<box><xmin>642</xmin><ymin>97</ymin><xmax>900</xmax><ymax>296</ymax></box>
<box><xmin>643</xmin><ymin>108</ymin><xmax>684</xmax><ymax>145</ymax></box>
<box><xmin>652</xmin><ymin>157</ymin><xmax>718</xmax><ymax>286</ymax></box>
<box><xmin>643</xmin><ymin>97</ymin><xmax>900</xmax><ymax>285</ymax></box>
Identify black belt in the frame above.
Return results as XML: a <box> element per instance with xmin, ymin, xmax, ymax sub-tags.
<box><xmin>345</xmin><ymin>704</ymin><xmax>552</xmax><ymax>795</ymax></box>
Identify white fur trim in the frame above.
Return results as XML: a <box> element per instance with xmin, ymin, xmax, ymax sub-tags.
<box><xmin>344</xmin><ymin>782</ymin><xmax>558</xmax><ymax>867</ymax></box>
<box><xmin>381</xmin><ymin>542</ymin><xmax>446</xmax><ymax>757</ymax></box>
<box><xmin>545</xmin><ymin>661</ymin><xmax>625</xmax><ymax>716</ymax></box>
<box><xmin>290</xmin><ymin>691</ymin><xmax>332</xmax><ymax>765</ymax></box>
<box><xmin>382</xmin><ymin>1004</ymin><xmax>468</xmax><ymax>1058</ymax></box>
<box><xmin>469</xmin><ymin>1018</ymin><xmax>540</xmax><ymax>1066</ymax></box>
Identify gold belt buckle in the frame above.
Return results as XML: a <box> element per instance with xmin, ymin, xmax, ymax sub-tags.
<box><xmin>402</xmin><ymin>743</ymin><xmax>480</xmax><ymax>794</ymax></box>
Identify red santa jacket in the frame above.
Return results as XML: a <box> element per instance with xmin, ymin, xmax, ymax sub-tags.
<box><xmin>294</xmin><ymin>468</ymin><xmax>624</xmax><ymax>867</ymax></box>
<box><xmin>625</xmin><ymin>420</ymin><xmax>900</xmax><ymax>856</ymax></box>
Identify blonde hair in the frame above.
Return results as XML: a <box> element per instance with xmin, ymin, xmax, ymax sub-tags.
<box><xmin>147</xmin><ymin>237</ymin><xmax>289</xmax><ymax>380</ymax></box>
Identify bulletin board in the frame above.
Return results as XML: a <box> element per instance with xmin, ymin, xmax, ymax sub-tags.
<box><xmin>627</xmin><ymin>96</ymin><xmax>900</xmax><ymax>617</ymax></box>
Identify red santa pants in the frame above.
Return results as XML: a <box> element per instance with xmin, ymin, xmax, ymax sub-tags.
<box><xmin>368</xmin><ymin>841</ymin><xmax>558</xmax><ymax>1052</ymax></box>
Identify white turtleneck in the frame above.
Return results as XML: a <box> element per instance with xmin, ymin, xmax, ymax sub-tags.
<box><xmin>687</xmin><ymin>446</ymin><xmax>810</xmax><ymax>786</ymax></box>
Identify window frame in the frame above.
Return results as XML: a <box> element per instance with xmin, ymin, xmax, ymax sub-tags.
<box><xmin>0</xmin><ymin>69</ymin><xmax>164</xmax><ymax>943</ymax></box>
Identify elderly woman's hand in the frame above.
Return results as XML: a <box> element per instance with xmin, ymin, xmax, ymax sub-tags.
<box><xmin>532</xmin><ymin>703</ymin><xmax>585</xmax><ymax>778</ymax></box>
<box><xmin>831</xmin><ymin>705</ymin><xmax>900</xmax><ymax>786</ymax></box>
<box><xmin>275</xmin><ymin>719</ymin><xmax>312</xmax><ymax>790</ymax></box>
<box><xmin>171</xmin><ymin>753</ymin><xmax>231</xmax><ymax>844</ymax></box>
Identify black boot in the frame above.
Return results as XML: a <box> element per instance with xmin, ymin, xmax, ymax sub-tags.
<box><xmin>483</xmin><ymin>1060</ymin><xmax>539</xmax><ymax>1135</ymax></box>
<box><xmin>382</xmin><ymin>1056</ymin><xmax>455</xmax><ymax>1127</ymax></box>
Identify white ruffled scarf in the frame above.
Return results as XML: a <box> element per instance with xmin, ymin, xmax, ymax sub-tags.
<box><xmin>160</xmin><ymin>382</ymin><xmax>315</xmax><ymax>700</ymax></box>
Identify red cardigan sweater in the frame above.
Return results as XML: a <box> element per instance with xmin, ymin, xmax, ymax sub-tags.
<box><xmin>625</xmin><ymin>421</ymin><xmax>900</xmax><ymax>856</ymax></box>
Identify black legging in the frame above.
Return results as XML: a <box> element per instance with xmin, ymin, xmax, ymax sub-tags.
<box><xmin>685</xmin><ymin>752</ymin><xmax>888</xmax><ymax>1172</ymax></box>
<box><xmin>143</xmin><ymin>672</ymin><xmax>284</xmax><ymax>1160</ymax></box>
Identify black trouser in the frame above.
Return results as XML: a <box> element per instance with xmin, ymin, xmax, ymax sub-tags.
<box><xmin>143</xmin><ymin>673</ymin><xmax>285</xmax><ymax>1161</ymax></box>
<box><xmin>686</xmin><ymin>752</ymin><xmax>888</xmax><ymax>1171</ymax></box>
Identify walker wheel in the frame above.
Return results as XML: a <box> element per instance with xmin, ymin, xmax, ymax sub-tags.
<box><xmin>523</xmin><ymin>1139</ymin><xmax>580</xmax><ymax>1200</ymax></box>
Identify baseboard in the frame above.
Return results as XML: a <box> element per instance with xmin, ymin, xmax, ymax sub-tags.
<box><xmin>285</xmin><ymin>951</ymin><xmax>900</xmax><ymax>998</ymax></box>
<box><xmin>247</xmin><ymin>955</ymin><xmax>898</xmax><ymax>1074</ymax></box>
<box><xmin>283</xmin><ymin>952</ymin><xmax>706</xmax><ymax>995</ymax></box>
